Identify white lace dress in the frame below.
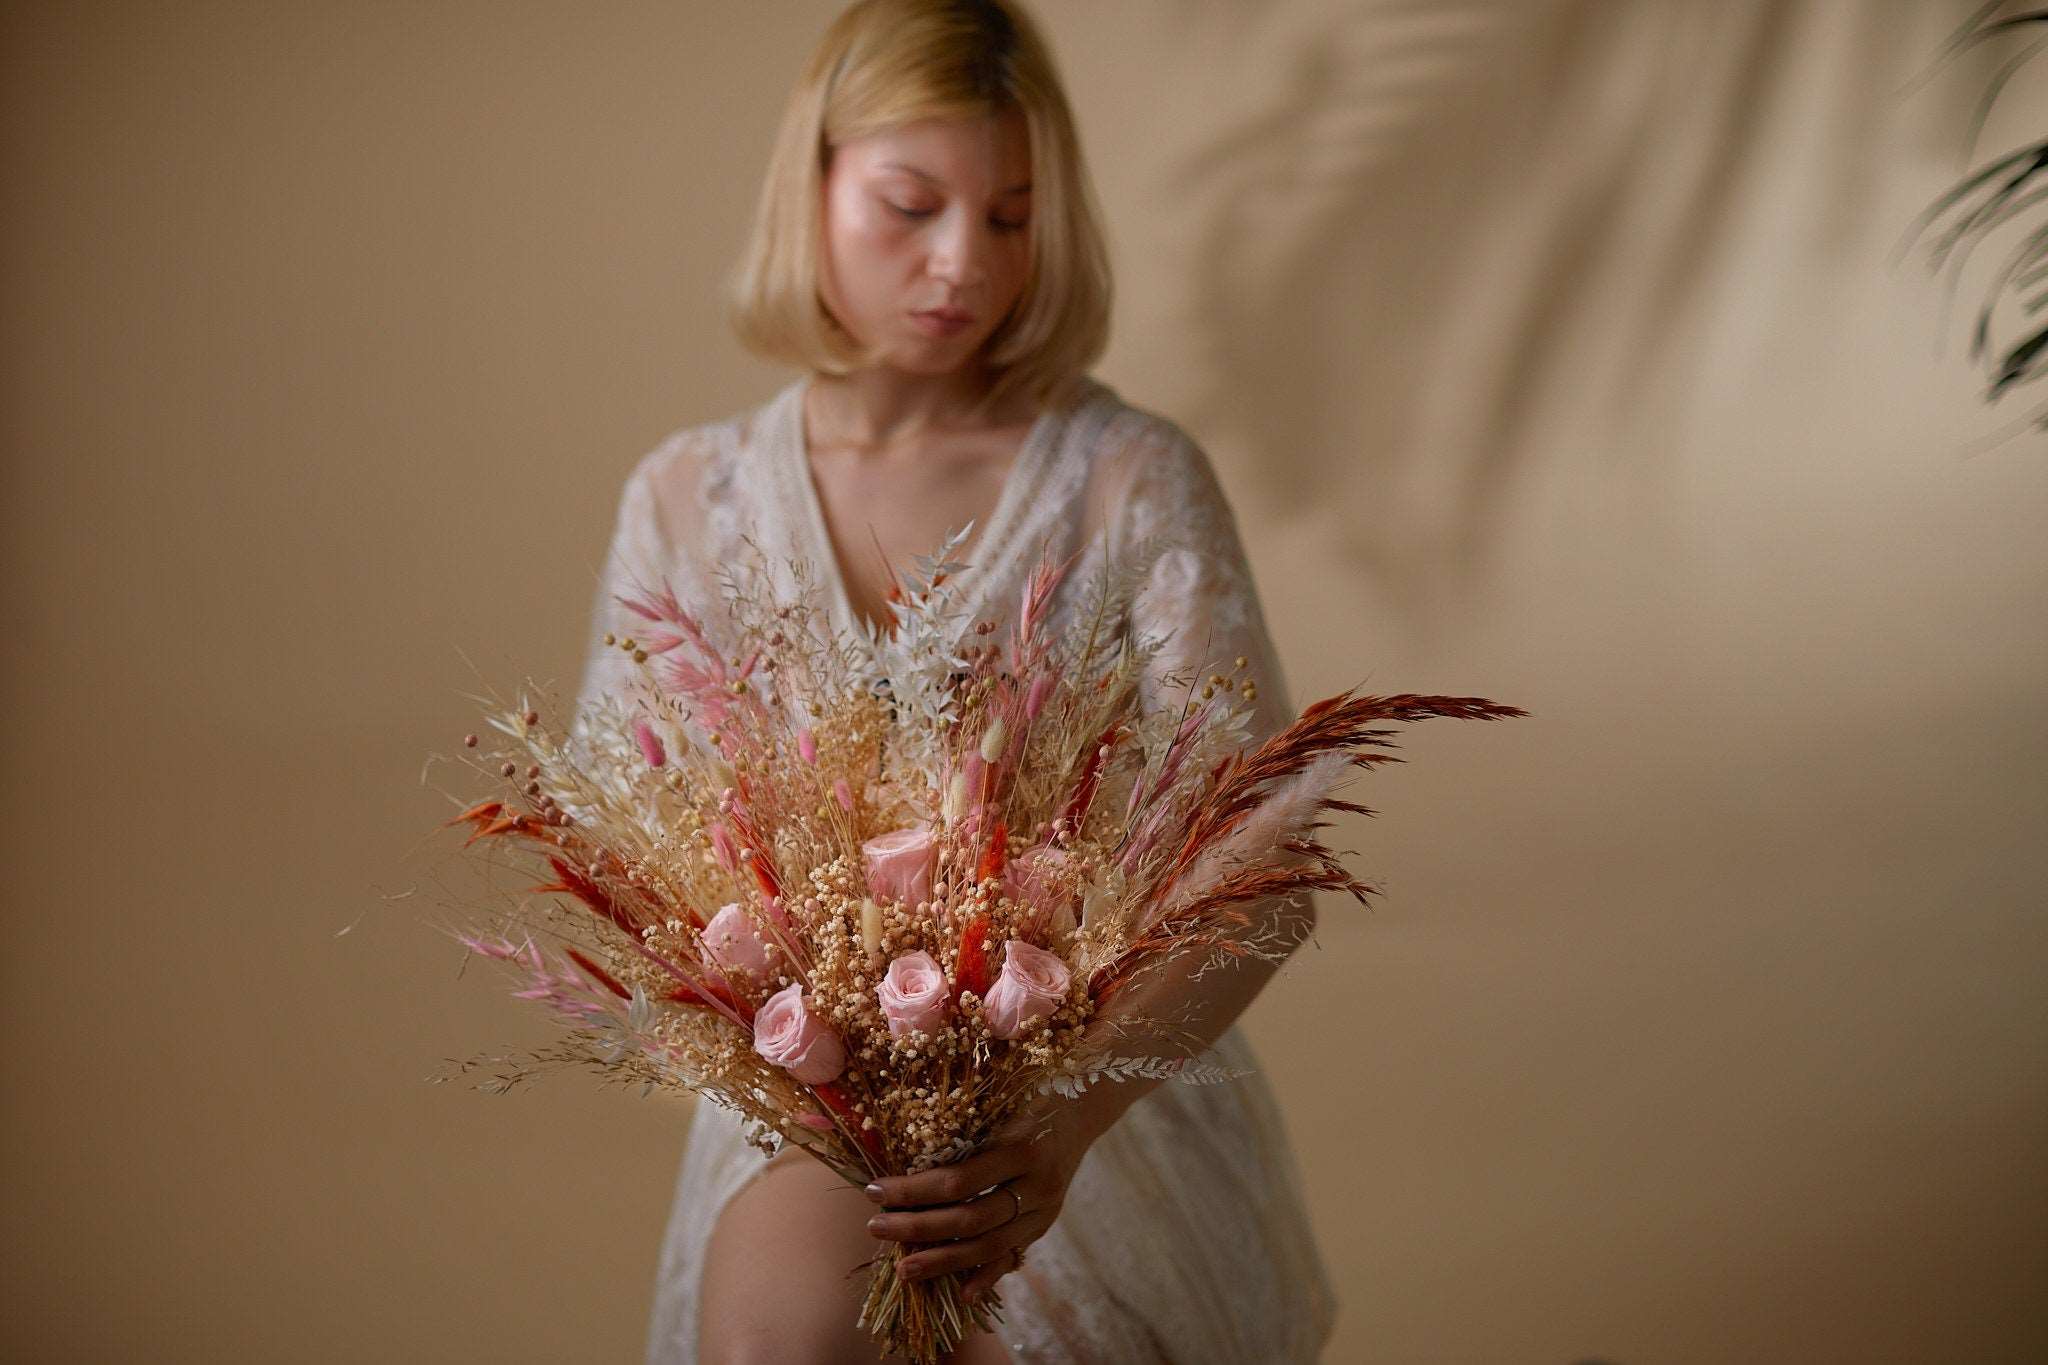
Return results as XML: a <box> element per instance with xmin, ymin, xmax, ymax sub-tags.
<box><xmin>574</xmin><ymin>373</ymin><xmax>1338</xmax><ymax>1364</ymax></box>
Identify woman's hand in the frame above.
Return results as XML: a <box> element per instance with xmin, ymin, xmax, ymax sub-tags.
<box><xmin>863</xmin><ymin>1093</ymin><xmax>1099</xmax><ymax>1303</ymax></box>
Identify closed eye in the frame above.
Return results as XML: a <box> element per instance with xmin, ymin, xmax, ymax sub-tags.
<box><xmin>890</xmin><ymin>204</ymin><xmax>1029</xmax><ymax>233</ymax></box>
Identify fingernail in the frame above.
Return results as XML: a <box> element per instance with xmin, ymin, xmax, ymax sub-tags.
<box><xmin>866</xmin><ymin>1216</ymin><xmax>886</xmax><ymax>1235</ymax></box>
<box><xmin>863</xmin><ymin>1183</ymin><xmax>885</xmax><ymax>1201</ymax></box>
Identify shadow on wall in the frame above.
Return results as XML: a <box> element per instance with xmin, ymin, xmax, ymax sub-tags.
<box><xmin>1145</xmin><ymin>0</ymin><xmax>1998</xmax><ymax>629</ymax></box>
<box><xmin>1160</xmin><ymin>0</ymin><xmax>1534</xmax><ymax>604</ymax></box>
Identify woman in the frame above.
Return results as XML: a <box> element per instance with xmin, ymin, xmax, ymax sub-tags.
<box><xmin>575</xmin><ymin>2</ymin><xmax>1337</xmax><ymax>1360</ymax></box>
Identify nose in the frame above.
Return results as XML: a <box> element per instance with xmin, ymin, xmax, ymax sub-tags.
<box><xmin>926</xmin><ymin>209</ymin><xmax>991</xmax><ymax>290</ymax></box>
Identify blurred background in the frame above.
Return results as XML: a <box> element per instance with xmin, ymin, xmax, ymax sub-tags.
<box><xmin>4</xmin><ymin>1</ymin><xmax>2043</xmax><ymax>1360</ymax></box>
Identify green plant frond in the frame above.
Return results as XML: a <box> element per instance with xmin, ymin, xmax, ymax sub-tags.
<box><xmin>1965</xmin><ymin>34</ymin><xmax>2048</xmax><ymax>162</ymax></box>
<box><xmin>1939</xmin><ymin>179</ymin><xmax>2048</xmax><ymax>292</ymax></box>
<box><xmin>1899</xmin><ymin>137</ymin><xmax>2048</xmax><ymax>261</ymax></box>
<box><xmin>1899</xmin><ymin>0</ymin><xmax>2003</xmax><ymax>98</ymax></box>
<box><xmin>1970</xmin><ymin>221</ymin><xmax>2048</xmax><ymax>359</ymax></box>
<box><xmin>1929</xmin><ymin>147</ymin><xmax>2048</xmax><ymax>273</ymax></box>
<box><xmin>1989</xmin><ymin>319</ymin><xmax>2048</xmax><ymax>395</ymax></box>
<box><xmin>1937</xmin><ymin>1</ymin><xmax>2017</xmax><ymax>61</ymax></box>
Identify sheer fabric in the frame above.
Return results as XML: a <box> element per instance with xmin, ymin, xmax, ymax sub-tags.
<box><xmin>574</xmin><ymin>374</ymin><xmax>1337</xmax><ymax>1364</ymax></box>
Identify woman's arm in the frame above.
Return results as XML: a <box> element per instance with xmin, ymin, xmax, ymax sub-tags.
<box><xmin>1061</xmin><ymin>890</ymin><xmax>1315</xmax><ymax>1143</ymax></box>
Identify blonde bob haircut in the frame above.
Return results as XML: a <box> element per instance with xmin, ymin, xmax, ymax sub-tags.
<box><xmin>726</xmin><ymin>0</ymin><xmax>1112</xmax><ymax>418</ymax></box>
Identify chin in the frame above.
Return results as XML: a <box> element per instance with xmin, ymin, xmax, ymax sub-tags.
<box><xmin>886</xmin><ymin>342</ymin><xmax>987</xmax><ymax>376</ymax></box>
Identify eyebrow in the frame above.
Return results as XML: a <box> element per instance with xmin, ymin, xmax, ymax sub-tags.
<box><xmin>878</xmin><ymin>161</ymin><xmax>1031</xmax><ymax>195</ymax></box>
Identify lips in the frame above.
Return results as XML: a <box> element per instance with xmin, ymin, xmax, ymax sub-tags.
<box><xmin>909</xmin><ymin>307</ymin><xmax>975</xmax><ymax>339</ymax></box>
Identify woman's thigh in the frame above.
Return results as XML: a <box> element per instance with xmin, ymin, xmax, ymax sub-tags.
<box><xmin>698</xmin><ymin>1150</ymin><xmax>879</xmax><ymax>1363</ymax></box>
<box><xmin>697</xmin><ymin>1150</ymin><xmax>1014</xmax><ymax>1365</ymax></box>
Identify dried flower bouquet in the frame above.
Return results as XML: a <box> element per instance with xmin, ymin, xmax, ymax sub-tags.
<box><xmin>432</xmin><ymin>531</ymin><xmax>1523</xmax><ymax>1362</ymax></box>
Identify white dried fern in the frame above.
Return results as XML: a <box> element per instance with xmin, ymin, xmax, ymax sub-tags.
<box><xmin>860</xmin><ymin>521</ymin><xmax>979</xmax><ymax>779</ymax></box>
<box><xmin>1037</xmin><ymin>1053</ymin><xmax>1251</xmax><ymax>1098</ymax></box>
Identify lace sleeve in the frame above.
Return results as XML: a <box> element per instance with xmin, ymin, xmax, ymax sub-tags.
<box><xmin>571</xmin><ymin>470</ymin><xmax>651</xmax><ymax>728</ymax></box>
<box><xmin>571</xmin><ymin>428</ymin><xmax>723</xmax><ymax>729</ymax></box>
<box><xmin>1119</xmin><ymin>426</ymin><xmax>1299</xmax><ymax>749</ymax></box>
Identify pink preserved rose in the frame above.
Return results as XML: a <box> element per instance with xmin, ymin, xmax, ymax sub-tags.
<box><xmin>1001</xmin><ymin>846</ymin><xmax>1076</xmax><ymax>924</ymax></box>
<box><xmin>752</xmin><ymin>982</ymin><xmax>847</xmax><ymax>1084</ymax></box>
<box><xmin>701</xmin><ymin>902</ymin><xmax>777</xmax><ymax>977</ymax></box>
<box><xmin>862</xmin><ymin>823</ymin><xmax>937</xmax><ymax>907</ymax></box>
<box><xmin>875</xmin><ymin>950</ymin><xmax>950</xmax><ymax>1037</ymax></box>
<box><xmin>982</xmin><ymin>940</ymin><xmax>1072</xmax><ymax>1039</ymax></box>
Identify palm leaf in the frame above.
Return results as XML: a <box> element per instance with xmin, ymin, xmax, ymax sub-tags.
<box><xmin>1990</xmin><ymin>319</ymin><xmax>2048</xmax><ymax>395</ymax></box>
<box><xmin>1906</xmin><ymin>4</ymin><xmax>2048</xmax><ymax>419</ymax></box>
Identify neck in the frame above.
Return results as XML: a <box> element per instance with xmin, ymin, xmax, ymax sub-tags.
<box><xmin>806</xmin><ymin>364</ymin><xmax>1014</xmax><ymax>448</ymax></box>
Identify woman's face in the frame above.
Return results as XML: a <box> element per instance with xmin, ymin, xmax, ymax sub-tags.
<box><xmin>818</xmin><ymin>109</ymin><xmax>1035</xmax><ymax>376</ymax></box>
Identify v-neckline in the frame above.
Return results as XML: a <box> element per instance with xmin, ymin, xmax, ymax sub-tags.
<box><xmin>781</xmin><ymin>373</ymin><xmax>1064</xmax><ymax>641</ymax></box>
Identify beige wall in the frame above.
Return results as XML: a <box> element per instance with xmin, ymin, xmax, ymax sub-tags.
<box><xmin>4</xmin><ymin>2</ymin><xmax>2042</xmax><ymax>1360</ymax></box>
